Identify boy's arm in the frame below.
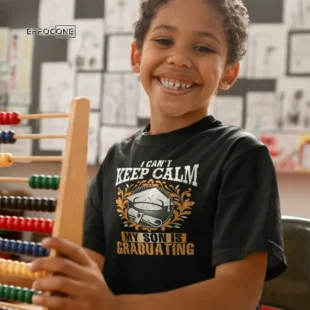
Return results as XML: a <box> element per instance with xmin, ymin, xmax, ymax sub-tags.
<box><xmin>115</xmin><ymin>252</ymin><xmax>267</xmax><ymax>310</ymax></box>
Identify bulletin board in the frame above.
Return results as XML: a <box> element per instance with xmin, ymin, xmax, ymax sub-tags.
<box><xmin>0</xmin><ymin>0</ymin><xmax>310</xmax><ymax>173</ymax></box>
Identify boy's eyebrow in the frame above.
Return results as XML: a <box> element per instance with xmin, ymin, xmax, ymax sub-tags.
<box><xmin>151</xmin><ymin>24</ymin><xmax>221</xmax><ymax>44</ymax></box>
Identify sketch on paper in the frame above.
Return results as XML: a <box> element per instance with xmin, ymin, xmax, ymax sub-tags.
<box><xmin>107</xmin><ymin>35</ymin><xmax>133</xmax><ymax>72</ymax></box>
<box><xmin>68</xmin><ymin>19</ymin><xmax>104</xmax><ymax>71</ymax></box>
<box><xmin>247</xmin><ymin>25</ymin><xmax>287</xmax><ymax>78</ymax></box>
<box><xmin>288</xmin><ymin>32</ymin><xmax>310</xmax><ymax>75</ymax></box>
<box><xmin>258</xmin><ymin>133</ymin><xmax>299</xmax><ymax>172</ymax></box>
<box><xmin>276</xmin><ymin>78</ymin><xmax>310</xmax><ymax>132</ymax></box>
<box><xmin>102</xmin><ymin>73</ymin><xmax>139</xmax><ymax>126</ymax></box>
<box><xmin>39</xmin><ymin>62</ymin><xmax>74</xmax><ymax>113</ymax></box>
<box><xmin>0</xmin><ymin>28</ymin><xmax>9</xmax><ymax>62</ymax></box>
<box><xmin>9</xmin><ymin>29</ymin><xmax>34</xmax><ymax>64</ymax></box>
<box><xmin>39</xmin><ymin>118</ymin><xmax>67</xmax><ymax>151</ymax></box>
<box><xmin>245</xmin><ymin>92</ymin><xmax>277</xmax><ymax>132</ymax></box>
<box><xmin>105</xmin><ymin>0</ymin><xmax>141</xmax><ymax>33</ymax></box>
<box><xmin>38</xmin><ymin>0</ymin><xmax>75</xmax><ymax>29</ymax></box>
<box><xmin>88</xmin><ymin>112</ymin><xmax>100</xmax><ymax>165</ymax></box>
<box><xmin>76</xmin><ymin>73</ymin><xmax>102</xmax><ymax>110</ymax></box>
<box><xmin>284</xmin><ymin>0</ymin><xmax>310</xmax><ymax>29</ymax></box>
<box><xmin>212</xmin><ymin>96</ymin><xmax>243</xmax><ymax>127</ymax></box>
<box><xmin>99</xmin><ymin>126</ymin><xmax>140</xmax><ymax>162</ymax></box>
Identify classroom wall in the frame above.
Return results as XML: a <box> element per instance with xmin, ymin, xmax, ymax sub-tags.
<box><xmin>0</xmin><ymin>0</ymin><xmax>309</xmax><ymax>219</ymax></box>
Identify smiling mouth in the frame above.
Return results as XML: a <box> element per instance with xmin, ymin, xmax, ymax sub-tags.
<box><xmin>156</xmin><ymin>77</ymin><xmax>197</xmax><ymax>91</ymax></box>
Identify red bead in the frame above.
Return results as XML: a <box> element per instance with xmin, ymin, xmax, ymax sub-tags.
<box><xmin>40</xmin><ymin>220</ymin><xmax>48</xmax><ymax>233</ymax></box>
<box><xmin>9</xmin><ymin>111</ymin><xmax>20</xmax><ymax>125</ymax></box>
<box><xmin>48</xmin><ymin>220</ymin><xmax>54</xmax><ymax>233</ymax></box>
<box><xmin>26</xmin><ymin>217</ymin><xmax>35</xmax><ymax>231</ymax></box>
<box><xmin>33</xmin><ymin>218</ymin><xmax>41</xmax><ymax>233</ymax></box>
<box><xmin>3</xmin><ymin>112</ymin><xmax>10</xmax><ymax>125</ymax></box>
<box><xmin>0</xmin><ymin>216</ymin><xmax>5</xmax><ymax>228</ymax></box>
<box><xmin>6</xmin><ymin>216</ymin><xmax>13</xmax><ymax>230</ymax></box>
<box><xmin>0</xmin><ymin>112</ymin><xmax>5</xmax><ymax>125</ymax></box>
<box><xmin>13</xmin><ymin>217</ymin><xmax>21</xmax><ymax>230</ymax></box>
<box><xmin>20</xmin><ymin>217</ymin><xmax>27</xmax><ymax>231</ymax></box>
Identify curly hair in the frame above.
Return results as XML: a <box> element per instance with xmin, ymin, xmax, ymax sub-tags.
<box><xmin>133</xmin><ymin>0</ymin><xmax>250</xmax><ymax>65</ymax></box>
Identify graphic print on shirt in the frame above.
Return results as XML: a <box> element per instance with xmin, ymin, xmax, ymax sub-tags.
<box><xmin>115</xmin><ymin>160</ymin><xmax>198</xmax><ymax>256</ymax></box>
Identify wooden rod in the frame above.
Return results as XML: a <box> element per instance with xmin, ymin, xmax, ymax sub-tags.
<box><xmin>14</xmin><ymin>134</ymin><xmax>66</xmax><ymax>140</ymax></box>
<box><xmin>12</xmin><ymin>156</ymin><xmax>63</xmax><ymax>162</ymax></box>
<box><xmin>0</xmin><ymin>301</ymin><xmax>43</xmax><ymax>310</ymax></box>
<box><xmin>18</xmin><ymin>113</ymin><xmax>69</xmax><ymax>120</ymax></box>
<box><xmin>0</xmin><ymin>177</ymin><xmax>28</xmax><ymax>183</ymax></box>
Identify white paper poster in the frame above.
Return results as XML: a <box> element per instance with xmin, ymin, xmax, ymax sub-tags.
<box><xmin>39</xmin><ymin>62</ymin><xmax>74</xmax><ymax>113</ymax></box>
<box><xmin>247</xmin><ymin>24</ymin><xmax>288</xmax><ymax>79</ymax></box>
<box><xmin>0</xmin><ymin>28</ymin><xmax>9</xmax><ymax>62</ymax></box>
<box><xmin>105</xmin><ymin>0</ymin><xmax>141</xmax><ymax>33</ymax></box>
<box><xmin>102</xmin><ymin>73</ymin><xmax>139</xmax><ymax>126</ymax></box>
<box><xmin>284</xmin><ymin>0</ymin><xmax>310</xmax><ymax>29</ymax></box>
<box><xmin>67</xmin><ymin>19</ymin><xmax>105</xmax><ymax>71</ymax></box>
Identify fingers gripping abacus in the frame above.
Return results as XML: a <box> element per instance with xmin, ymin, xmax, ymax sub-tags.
<box><xmin>0</xmin><ymin>98</ymin><xmax>90</xmax><ymax>310</ymax></box>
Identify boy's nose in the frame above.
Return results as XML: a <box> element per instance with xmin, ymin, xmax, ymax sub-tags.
<box><xmin>166</xmin><ymin>51</ymin><xmax>192</xmax><ymax>68</ymax></box>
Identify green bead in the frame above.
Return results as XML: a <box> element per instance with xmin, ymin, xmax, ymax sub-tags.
<box><xmin>0</xmin><ymin>284</ymin><xmax>4</xmax><ymax>298</ymax></box>
<box><xmin>29</xmin><ymin>174</ymin><xmax>38</xmax><ymax>188</ymax></box>
<box><xmin>17</xmin><ymin>287</ymin><xmax>26</xmax><ymax>302</ymax></box>
<box><xmin>36</xmin><ymin>175</ymin><xmax>44</xmax><ymax>189</ymax></box>
<box><xmin>9</xmin><ymin>285</ymin><xmax>18</xmax><ymax>301</ymax></box>
<box><xmin>6</xmin><ymin>285</ymin><xmax>12</xmax><ymax>299</ymax></box>
<box><xmin>24</xmin><ymin>289</ymin><xmax>34</xmax><ymax>304</ymax></box>
<box><xmin>54</xmin><ymin>175</ymin><xmax>60</xmax><ymax>189</ymax></box>
<box><xmin>41</xmin><ymin>175</ymin><xmax>49</xmax><ymax>188</ymax></box>
<box><xmin>49</xmin><ymin>175</ymin><xmax>60</xmax><ymax>190</ymax></box>
<box><xmin>2</xmin><ymin>284</ymin><xmax>9</xmax><ymax>299</ymax></box>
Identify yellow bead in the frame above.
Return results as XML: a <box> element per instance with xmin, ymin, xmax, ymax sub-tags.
<box><xmin>7</xmin><ymin>260</ymin><xmax>14</xmax><ymax>275</ymax></box>
<box><xmin>21</xmin><ymin>263</ymin><xmax>28</xmax><ymax>277</ymax></box>
<box><xmin>0</xmin><ymin>153</ymin><xmax>13</xmax><ymax>167</ymax></box>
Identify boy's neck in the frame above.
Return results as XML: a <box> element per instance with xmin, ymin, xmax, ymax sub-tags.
<box><xmin>148</xmin><ymin>107</ymin><xmax>208</xmax><ymax>135</ymax></box>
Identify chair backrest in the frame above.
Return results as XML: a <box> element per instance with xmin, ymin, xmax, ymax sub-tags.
<box><xmin>261</xmin><ymin>216</ymin><xmax>310</xmax><ymax>310</ymax></box>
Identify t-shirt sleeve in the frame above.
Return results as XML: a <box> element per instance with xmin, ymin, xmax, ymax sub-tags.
<box><xmin>212</xmin><ymin>145</ymin><xmax>287</xmax><ymax>281</ymax></box>
<box><xmin>83</xmin><ymin>164</ymin><xmax>106</xmax><ymax>256</ymax></box>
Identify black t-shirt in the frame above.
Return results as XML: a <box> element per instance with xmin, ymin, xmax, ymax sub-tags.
<box><xmin>83</xmin><ymin>115</ymin><xmax>287</xmax><ymax>308</ymax></box>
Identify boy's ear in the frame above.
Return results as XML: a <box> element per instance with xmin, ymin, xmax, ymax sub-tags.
<box><xmin>218</xmin><ymin>62</ymin><xmax>240</xmax><ymax>91</ymax></box>
<box><xmin>131</xmin><ymin>41</ymin><xmax>141</xmax><ymax>73</ymax></box>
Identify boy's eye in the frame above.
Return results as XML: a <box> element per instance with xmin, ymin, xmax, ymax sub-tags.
<box><xmin>195</xmin><ymin>46</ymin><xmax>213</xmax><ymax>53</ymax></box>
<box><xmin>154</xmin><ymin>38</ymin><xmax>173</xmax><ymax>46</ymax></box>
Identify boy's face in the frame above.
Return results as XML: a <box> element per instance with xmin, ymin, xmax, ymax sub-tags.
<box><xmin>131</xmin><ymin>0</ymin><xmax>239</xmax><ymax>124</ymax></box>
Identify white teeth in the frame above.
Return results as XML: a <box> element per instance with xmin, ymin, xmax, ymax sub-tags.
<box><xmin>159</xmin><ymin>78</ymin><xmax>193</xmax><ymax>90</ymax></box>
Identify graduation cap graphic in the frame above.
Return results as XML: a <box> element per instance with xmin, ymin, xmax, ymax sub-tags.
<box><xmin>127</xmin><ymin>186</ymin><xmax>174</xmax><ymax>227</ymax></box>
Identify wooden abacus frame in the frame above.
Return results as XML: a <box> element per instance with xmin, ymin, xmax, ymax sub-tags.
<box><xmin>0</xmin><ymin>97</ymin><xmax>90</xmax><ymax>310</ymax></box>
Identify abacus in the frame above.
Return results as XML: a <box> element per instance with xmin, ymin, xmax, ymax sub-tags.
<box><xmin>0</xmin><ymin>97</ymin><xmax>90</xmax><ymax>310</ymax></box>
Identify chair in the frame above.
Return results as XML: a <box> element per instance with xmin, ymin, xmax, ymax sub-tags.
<box><xmin>261</xmin><ymin>216</ymin><xmax>310</xmax><ymax>310</ymax></box>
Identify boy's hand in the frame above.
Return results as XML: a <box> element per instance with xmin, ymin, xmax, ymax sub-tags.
<box><xmin>29</xmin><ymin>237</ymin><xmax>114</xmax><ymax>309</ymax></box>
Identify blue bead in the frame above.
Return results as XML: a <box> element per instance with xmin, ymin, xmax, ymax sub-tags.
<box><xmin>0</xmin><ymin>238</ymin><xmax>4</xmax><ymax>251</ymax></box>
<box><xmin>17</xmin><ymin>241</ymin><xmax>25</xmax><ymax>254</ymax></box>
<box><xmin>0</xmin><ymin>131</ymin><xmax>6</xmax><ymax>144</ymax></box>
<box><xmin>45</xmin><ymin>248</ymin><xmax>50</xmax><ymax>256</ymax></box>
<box><xmin>30</xmin><ymin>242</ymin><xmax>37</xmax><ymax>256</ymax></box>
<box><xmin>11</xmin><ymin>240</ymin><xmax>19</xmax><ymax>253</ymax></box>
<box><xmin>4</xmin><ymin>239</ymin><xmax>11</xmax><ymax>252</ymax></box>
<box><xmin>6</xmin><ymin>130</ymin><xmax>16</xmax><ymax>144</ymax></box>
<box><xmin>38</xmin><ymin>245</ymin><xmax>45</xmax><ymax>257</ymax></box>
<box><xmin>32</xmin><ymin>243</ymin><xmax>40</xmax><ymax>256</ymax></box>
<box><xmin>24</xmin><ymin>242</ymin><xmax>32</xmax><ymax>255</ymax></box>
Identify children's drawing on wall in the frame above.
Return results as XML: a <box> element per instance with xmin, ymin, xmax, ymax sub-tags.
<box><xmin>288</xmin><ymin>32</ymin><xmax>310</xmax><ymax>75</ymax></box>
<box><xmin>68</xmin><ymin>19</ymin><xmax>104</xmax><ymax>71</ymax></box>
<box><xmin>284</xmin><ymin>0</ymin><xmax>310</xmax><ymax>29</ymax></box>
<box><xmin>38</xmin><ymin>0</ymin><xmax>75</xmax><ymax>29</ymax></box>
<box><xmin>105</xmin><ymin>0</ymin><xmax>141</xmax><ymax>33</ymax></box>
<box><xmin>39</xmin><ymin>118</ymin><xmax>67</xmax><ymax>151</ymax></box>
<box><xmin>107</xmin><ymin>35</ymin><xmax>133</xmax><ymax>72</ymax></box>
<box><xmin>245</xmin><ymin>92</ymin><xmax>277</xmax><ymax>132</ymax></box>
<box><xmin>76</xmin><ymin>72</ymin><xmax>102</xmax><ymax>110</ymax></box>
<box><xmin>99</xmin><ymin>126</ymin><xmax>140</xmax><ymax>162</ymax></box>
<box><xmin>212</xmin><ymin>96</ymin><xmax>243</xmax><ymax>127</ymax></box>
<box><xmin>276</xmin><ymin>78</ymin><xmax>310</xmax><ymax>132</ymax></box>
<box><xmin>39</xmin><ymin>62</ymin><xmax>74</xmax><ymax>113</ymax></box>
<box><xmin>88</xmin><ymin>112</ymin><xmax>100</xmax><ymax>165</ymax></box>
<box><xmin>0</xmin><ymin>28</ymin><xmax>9</xmax><ymax>62</ymax></box>
<box><xmin>258</xmin><ymin>133</ymin><xmax>299</xmax><ymax>172</ymax></box>
<box><xmin>102</xmin><ymin>73</ymin><xmax>139</xmax><ymax>126</ymax></box>
<box><xmin>247</xmin><ymin>25</ymin><xmax>287</xmax><ymax>79</ymax></box>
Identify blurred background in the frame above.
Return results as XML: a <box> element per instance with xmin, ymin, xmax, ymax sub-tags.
<box><xmin>0</xmin><ymin>0</ymin><xmax>309</xmax><ymax>309</ymax></box>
